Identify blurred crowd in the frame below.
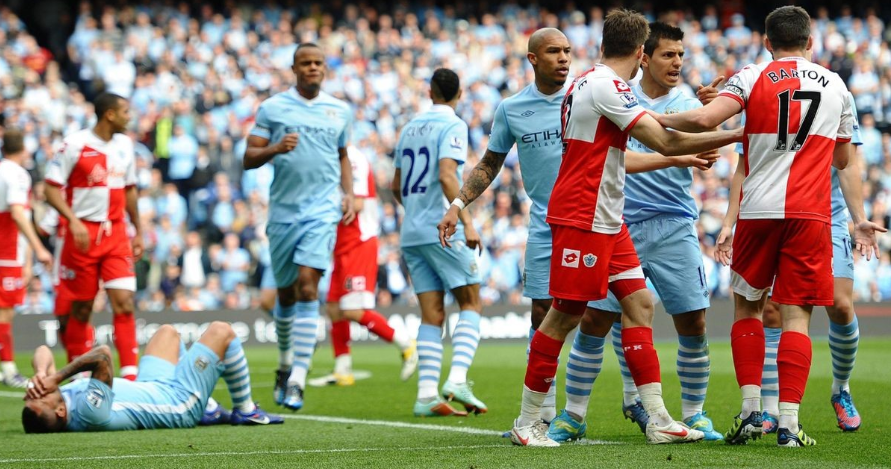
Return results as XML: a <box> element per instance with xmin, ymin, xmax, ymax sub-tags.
<box><xmin>2</xmin><ymin>1</ymin><xmax>891</xmax><ymax>314</ymax></box>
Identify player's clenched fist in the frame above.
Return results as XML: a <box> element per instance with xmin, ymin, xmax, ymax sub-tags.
<box><xmin>275</xmin><ymin>133</ymin><xmax>299</xmax><ymax>154</ymax></box>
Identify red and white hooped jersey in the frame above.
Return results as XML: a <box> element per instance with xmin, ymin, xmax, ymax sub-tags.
<box><xmin>45</xmin><ymin>129</ymin><xmax>137</xmax><ymax>223</ymax></box>
<box><xmin>547</xmin><ymin>64</ymin><xmax>646</xmax><ymax>234</ymax></box>
<box><xmin>336</xmin><ymin>146</ymin><xmax>380</xmax><ymax>247</ymax></box>
<box><xmin>0</xmin><ymin>159</ymin><xmax>32</xmax><ymax>267</ymax></box>
<box><xmin>719</xmin><ymin>57</ymin><xmax>853</xmax><ymax>223</ymax></box>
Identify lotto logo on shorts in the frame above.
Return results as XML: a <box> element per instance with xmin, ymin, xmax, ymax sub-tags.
<box><xmin>2</xmin><ymin>277</ymin><xmax>21</xmax><ymax>291</ymax></box>
<box><xmin>346</xmin><ymin>276</ymin><xmax>366</xmax><ymax>291</ymax></box>
<box><xmin>561</xmin><ymin>249</ymin><xmax>580</xmax><ymax>268</ymax></box>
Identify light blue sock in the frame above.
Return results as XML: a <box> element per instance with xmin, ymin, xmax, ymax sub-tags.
<box><xmin>829</xmin><ymin>316</ymin><xmax>859</xmax><ymax>395</ymax></box>
<box><xmin>677</xmin><ymin>334</ymin><xmax>710</xmax><ymax>419</ymax></box>
<box><xmin>223</xmin><ymin>336</ymin><xmax>254</xmax><ymax>413</ymax></box>
<box><xmin>761</xmin><ymin>326</ymin><xmax>782</xmax><ymax>415</ymax></box>
<box><xmin>274</xmin><ymin>301</ymin><xmax>297</xmax><ymax>370</ymax></box>
<box><xmin>288</xmin><ymin>301</ymin><xmax>319</xmax><ymax>388</ymax></box>
<box><xmin>565</xmin><ymin>331</ymin><xmax>605</xmax><ymax>420</ymax></box>
<box><xmin>447</xmin><ymin>310</ymin><xmax>481</xmax><ymax>384</ymax></box>
<box><xmin>611</xmin><ymin>321</ymin><xmax>639</xmax><ymax>406</ymax></box>
<box><xmin>417</xmin><ymin>324</ymin><xmax>443</xmax><ymax>400</ymax></box>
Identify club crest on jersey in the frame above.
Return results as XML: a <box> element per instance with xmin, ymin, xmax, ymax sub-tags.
<box><xmin>562</xmin><ymin>249</ymin><xmax>580</xmax><ymax>268</ymax></box>
<box><xmin>613</xmin><ymin>79</ymin><xmax>631</xmax><ymax>93</ymax></box>
<box><xmin>583</xmin><ymin>253</ymin><xmax>597</xmax><ymax>268</ymax></box>
<box><xmin>450</xmin><ymin>136</ymin><xmax>465</xmax><ymax>149</ymax></box>
<box><xmin>194</xmin><ymin>356</ymin><xmax>210</xmax><ymax>371</ymax></box>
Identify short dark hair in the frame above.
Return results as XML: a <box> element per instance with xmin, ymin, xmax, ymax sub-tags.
<box><xmin>431</xmin><ymin>68</ymin><xmax>460</xmax><ymax>102</ymax></box>
<box><xmin>601</xmin><ymin>9</ymin><xmax>650</xmax><ymax>59</ymax></box>
<box><xmin>644</xmin><ymin>22</ymin><xmax>684</xmax><ymax>57</ymax></box>
<box><xmin>765</xmin><ymin>6</ymin><xmax>810</xmax><ymax>51</ymax></box>
<box><xmin>3</xmin><ymin>128</ymin><xmax>24</xmax><ymax>154</ymax></box>
<box><xmin>94</xmin><ymin>92</ymin><xmax>125</xmax><ymax>120</ymax></box>
<box><xmin>293</xmin><ymin>42</ymin><xmax>321</xmax><ymax>61</ymax></box>
<box><xmin>22</xmin><ymin>406</ymin><xmax>65</xmax><ymax>434</ymax></box>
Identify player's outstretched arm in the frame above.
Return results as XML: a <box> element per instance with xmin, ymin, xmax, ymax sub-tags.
<box><xmin>243</xmin><ymin>134</ymin><xmax>297</xmax><ymax>170</ymax></box>
<box><xmin>838</xmin><ymin>149</ymin><xmax>887</xmax><ymax>260</ymax></box>
<box><xmin>625</xmin><ymin>149</ymin><xmax>718</xmax><ymax>174</ymax></box>
<box><xmin>715</xmin><ymin>157</ymin><xmax>745</xmax><ymax>266</ymax></box>
<box><xmin>439</xmin><ymin>149</ymin><xmax>506</xmax><ymax>247</ymax></box>
<box><xmin>629</xmin><ymin>114</ymin><xmax>742</xmax><ymax>157</ymax></box>
<box><xmin>655</xmin><ymin>95</ymin><xmax>741</xmax><ymax>132</ymax></box>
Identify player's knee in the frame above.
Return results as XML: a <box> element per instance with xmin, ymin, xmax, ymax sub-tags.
<box><xmin>295</xmin><ymin>279</ymin><xmax>318</xmax><ymax>301</ymax></box>
<box><xmin>580</xmin><ymin>308</ymin><xmax>616</xmax><ymax>336</ymax></box>
<box><xmin>207</xmin><ymin>321</ymin><xmax>235</xmax><ymax>341</ymax></box>
<box><xmin>674</xmin><ymin>310</ymin><xmax>707</xmax><ymax>336</ymax></box>
<box><xmin>156</xmin><ymin>324</ymin><xmax>180</xmax><ymax>340</ymax></box>
<box><xmin>110</xmin><ymin>295</ymin><xmax>135</xmax><ymax>314</ymax></box>
<box><xmin>530</xmin><ymin>300</ymin><xmax>550</xmax><ymax>330</ymax></box>
<box><xmin>70</xmin><ymin>301</ymin><xmax>92</xmax><ymax>322</ymax></box>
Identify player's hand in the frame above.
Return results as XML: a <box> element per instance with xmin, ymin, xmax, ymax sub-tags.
<box><xmin>35</xmin><ymin>247</ymin><xmax>53</xmax><ymax>271</ymax></box>
<box><xmin>464</xmin><ymin>223</ymin><xmax>483</xmax><ymax>255</ymax></box>
<box><xmin>852</xmin><ymin>220</ymin><xmax>887</xmax><ymax>261</ymax></box>
<box><xmin>24</xmin><ymin>374</ymin><xmax>54</xmax><ymax>400</ymax></box>
<box><xmin>696</xmin><ymin>76</ymin><xmax>724</xmax><ymax>105</ymax></box>
<box><xmin>69</xmin><ymin>219</ymin><xmax>90</xmax><ymax>252</ymax></box>
<box><xmin>696</xmin><ymin>149</ymin><xmax>720</xmax><ymax>169</ymax></box>
<box><xmin>341</xmin><ymin>193</ymin><xmax>356</xmax><ymax>225</ymax></box>
<box><xmin>275</xmin><ymin>133</ymin><xmax>299</xmax><ymax>154</ymax></box>
<box><xmin>437</xmin><ymin>206</ymin><xmax>461</xmax><ymax>248</ymax></box>
<box><xmin>131</xmin><ymin>234</ymin><xmax>144</xmax><ymax>259</ymax></box>
<box><xmin>715</xmin><ymin>225</ymin><xmax>734</xmax><ymax>266</ymax></box>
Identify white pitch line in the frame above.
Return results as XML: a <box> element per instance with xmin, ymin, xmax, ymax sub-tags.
<box><xmin>0</xmin><ymin>444</ymin><xmax>513</xmax><ymax>464</ymax></box>
<box><xmin>0</xmin><ymin>391</ymin><xmax>22</xmax><ymax>398</ymax></box>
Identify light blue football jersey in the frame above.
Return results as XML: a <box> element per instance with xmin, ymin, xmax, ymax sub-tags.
<box><xmin>487</xmin><ymin>83</ymin><xmax>569</xmax><ymax>244</ymax></box>
<box><xmin>62</xmin><ymin>378</ymin><xmax>203</xmax><ymax>431</ymax></box>
<box><xmin>830</xmin><ymin>93</ymin><xmax>863</xmax><ymax>236</ymax></box>
<box><xmin>250</xmin><ymin>89</ymin><xmax>352</xmax><ymax>225</ymax></box>
<box><xmin>396</xmin><ymin>105</ymin><xmax>469</xmax><ymax>247</ymax></box>
<box><xmin>623</xmin><ymin>84</ymin><xmax>701</xmax><ymax>223</ymax></box>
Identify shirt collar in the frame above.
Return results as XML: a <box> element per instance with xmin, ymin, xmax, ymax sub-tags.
<box><xmin>429</xmin><ymin>104</ymin><xmax>456</xmax><ymax>115</ymax></box>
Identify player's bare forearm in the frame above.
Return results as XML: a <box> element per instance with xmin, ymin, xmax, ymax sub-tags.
<box><xmin>54</xmin><ymin>345</ymin><xmax>114</xmax><ymax>387</ymax></box>
<box><xmin>440</xmin><ymin>160</ymin><xmax>473</xmax><ymax>226</ymax></box>
<box><xmin>626</xmin><ymin>150</ymin><xmax>674</xmax><ymax>173</ymax></box>
<box><xmin>44</xmin><ymin>184</ymin><xmax>79</xmax><ymax>224</ymax></box>
<box><xmin>457</xmin><ymin>150</ymin><xmax>506</xmax><ymax>206</ymax></box>
<box><xmin>838</xmin><ymin>150</ymin><xmax>867</xmax><ymax>223</ymax></box>
<box><xmin>391</xmin><ymin>169</ymin><xmax>403</xmax><ymax>206</ymax></box>
<box><xmin>10</xmin><ymin>205</ymin><xmax>45</xmax><ymax>253</ymax></box>
<box><xmin>724</xmin><ymin>159</ymin><xmax>745</xmax><ymax>227</ymax></box>
<box><xmin>125</xmin><ymin>186</ymin><xmax>141</xmax><ymax>235</ymax></box>
<box><xmin>339</xmin><ymin>148</ymin><xmax>354</xmax><ymax>197</ymax></box>
<box><xmin>31</xmin><ymin>345</ymin><xmax>56</xmax><ymax>377</ymax></box>
<box><xmin>657</xmin><ymin>96</ymin><xmax>741</xmax><ymax>132</ymax></box>
<box><xmin>243</xmin><ymin>135</ymin><xmax>280</xmax><ymax>170</ymax></box>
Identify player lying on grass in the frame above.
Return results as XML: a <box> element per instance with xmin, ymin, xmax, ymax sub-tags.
<box><xmin>21</xmin><ymin>321</ymin><xmax>283</xmax><ymax>432</ymax></box>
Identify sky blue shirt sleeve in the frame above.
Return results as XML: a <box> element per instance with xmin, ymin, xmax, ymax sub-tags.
<box><xmin>74</xmin><ymin>379</ymin><xmax>113</xmax><ymax>429</ymax></box>
<box><xmin>438</xmin><ymin>121</ymin><xmax>469</xmax><ymax>164</ymax></box>
<box><xmin>250</xmin><ymin>104</ymin><xmax>271</xmax><ymax>140</ymax></box>
<box><xmin>487</xmin><ymin>103</ymin><xmax>515</xmax><ymax>154</ymax></box>
<box><xmin>850</xmin><ymin>94</ymin><xmax>863</xmax><ymax>146</ymax></box>
<box><xmin>338</xmin><ymin>108</ymin><xmax>352</xmax><ymax>148</ymax></box>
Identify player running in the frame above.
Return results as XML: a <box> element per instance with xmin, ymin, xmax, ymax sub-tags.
<box><xmin>546</xmin><ymin>22</ymin><xmax>725</xmax><ymax>443</ymax></box>
<box><xmin>44</xmin><ymin>93</ymin><xmax>143</xmax><ymax>382</ymax></box>
<box><xmin>506</xmin><ymin>9</ymin><xmax>741</xmax><ymax>446</ymax></box>
<box><xmin>393</xmin><ymin>68</ymin><xmax>486</xmax><ymax>417</ymax></box>
<box><xmin>22</xmin><ymin>321</ymin><xmax>283</xmax><ymax>432</ymax></box>
<box><xmin>321</xmin><ymin>145</ymin><xmax>418</xmax><ymax>386</ymax></box>
<box><xmin>656</xmin><ymin>6</ymin><xmax>881</xmax><ymax>447</ymax></box>
<box><xmin>0</xmin><ymin>129</ymin><xmax>53</xmax><ymax>387</ymax></box>
<box><xmin>244</xmin><ymin>43</ymin><xmax>355</xmax><ymax>411</ymax></box>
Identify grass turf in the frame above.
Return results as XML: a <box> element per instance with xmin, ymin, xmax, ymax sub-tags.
<box><xmin>1</xmin><ymin>337</ymin><xmax>890</xmax><ymax>468</ymax></box>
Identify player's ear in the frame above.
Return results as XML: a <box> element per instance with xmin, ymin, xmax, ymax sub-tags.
<box><xmin>641</xmin><ymin>52</ymin><xmax>650</xmax><ymax>69</ymax></box>
<box><xmin>763</xmin><ymin>36</ymin><xmax>772</xmax><ymax>53</ymax></box>
<box><xmin>806</xmin><ymin>35</ymin><xmax>813</xmax><ymax>53</ymax></box>
<box><xmin>526</xmin><ymin>51</ymin><xmax>537</xmax><ymax>67</ymax></box>
<box><xmin>454</xmin><ymin>88</ymin><xmax>463</xmax><ymax>102</ymax></box>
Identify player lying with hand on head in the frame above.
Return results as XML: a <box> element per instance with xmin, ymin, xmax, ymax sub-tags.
<box><xmin>22</xmin><ymin>321</ymin><xmax>283</xmax><ymax>433</ymax></box>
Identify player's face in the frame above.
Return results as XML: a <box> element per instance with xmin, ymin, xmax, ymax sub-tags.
<box><xmin>644</xmin><ymin>39</ymin><xmax>684</xmax><ymax>90</ymax></box>
<box><xmin>292</xmin><ymin>48</ymin><xmax>327</xmax><ymax>91</ymax></box>
<box><xmin>532</xmin><ymin>35</ymin><xmax>571</xmax><ymax>86</ymax></box>
<box><xmin>110</xmin><ymin>99</ymin><xmax>131</xmax><ymax>134</ymax></box>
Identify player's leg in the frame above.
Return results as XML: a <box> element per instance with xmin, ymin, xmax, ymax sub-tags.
<box><xmin>826</xmin><ymin>234</ymin><xmax>861</xmax><ymax>431</ymax></box>
<box><xmin>326</xmin><ymin>301</ymin><xmax>354</xmax><ymax>385</ymax></box>
<box><xmin>523</xmin><ymin>241</ymin><xmax>557</xmax><ymax>422</ymax></box>
<box><xmin>266</xmin><ymin>222</ymin><xmax>300</xmax><ymax>405</ymax></box>
<box><xmin>443</xmin><ymin>281</ymin><xmax>486</xmax><ymax>414</ymax></box>
<box><xmin>761</xmin><ymin>299</ymin><xmax>782</xmax><ymax>433</ymax></box>
<box><xmin>0</xmin><ymin>306</ymin><xmax>28</xmax><ymax>387</ymax></box>
<box><xmin>546</xmin><ymin>305</ymin><xmax>616</xmax><ymax>442</ymax></box>
<box><xmin>59</xmin><ymin>225</ymin><xmax>102</xmax><ymax>365</ymax></box>
<box><xmin>106</xmin><ymin>288</ymin><xmax>138</xmax><ymax>380</ymax></box>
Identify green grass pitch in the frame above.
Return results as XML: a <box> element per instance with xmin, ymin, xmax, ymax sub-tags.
<box><xmin>1</xmin><ymin>338</ymin><xmax>889</xmax><ymax>468</ymax></box>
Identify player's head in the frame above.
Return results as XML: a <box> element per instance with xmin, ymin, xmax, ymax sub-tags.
<box><xmin>601</xmin><ymin>9</ymin><xmax>649</xmax><ymax>66</ymax></box>
<box><xmin>526</xmin><ymin>28</ymin><xmax>571</xmax><ymax>88</ymax></box>
<box><xmin>94</xmin><ymin>92</ymin><xmax>130</xmax><ymax>134</ymax></box>
<box><xmin>2</xmin><ymin>127</ymin><xmax>25</xmax><ymax>157</ymax></box>
<box><xmin>292</xmin><ymin>43</ymin><xmax>326</xmax><ymax>93</ymax></box>
<box><xmin>430</xmin><ymin>68</ymin><xmax>462</xmax><ymax>106</ymax></box>
<box><xmin>641</xmin><ymin>22</ymin><xmax>685</xmax><ymax>90</ymax></box>
<box><xmin>764</xmin><ymin>6</ymin><xmax>812</xmax><ymax>55</ymax></box>
<box><xmin>22</xmin><ymin>391</ymin><xmax>67</xmax><ymax>434</ymax></box>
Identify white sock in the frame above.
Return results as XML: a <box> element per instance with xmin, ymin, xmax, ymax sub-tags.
<box><xmin>393</xmin><ymin>328</ymin><xmax>411</xmax><ymax>351</ymax></box>
<box><xmin>1</xmin><ymin>361</ymin><xmax>17</xmax><ymax>376</ymax></box>
<box><xmin>288</xmin><ymin>367</ymin><xmax>308</xmax><ymax>388</ymax></box>
<box><xmin>741</xmin><ymin>384</ymin><xmax>761</xmax><ymax>418</ymax></box>
<box><xmin>778</xmin><ymin>402</ymin><xmax>799</xmax><ymax>430</ymax></box>
<box><xmin>418</xmin><ymin>381</ymin><xmax>439</xmax><ymax>400</ymax></box>
<box><xmin>205</xmin><ymin>397</ymin><xmax>219</xmax><ymax>412</ymax></box>
<box><xmin>334</xmin><ymin>354</ymin><xmax>352</xmax><ymax>375</ymax></box>
<box><xmin>518</xmin><ymin>385</ymin><xmax>547</xmax><ymax>427</ymax></box>
<box><xmin>638</xmin><ymin>383</ymin><xmax>672</xmax><ymax>427</ymax></box>
<box><xmin>446</xmin><ymin>366</ymin><xmax>467</xmax><ymax>384</ymax></box>
<box><xmin>762</xmin><ymin>395</ymin><xmax>779</xmax><ymax>417</ymax></box>
<box><xmin>541</xmin><ymin>382</ymin><xmax>557</xmax><ymax>423</ymax></box>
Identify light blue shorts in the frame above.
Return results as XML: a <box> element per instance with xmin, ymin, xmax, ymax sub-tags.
<box><xmin>833</xmin><ymin>235</ymin><xmax>854</xmax><ymax>280</ymax></box>
<box><xmin>136</xmin><ymin>343</ymin><xmax>222</xmax><ymax>425</ymax></box>
<box><xmin>402</xmin><ymin>242</ymin><xmax>481</xmax><ymax>294</ymax></box>
<box><xmin>523</xmin><ymin>242</ymin><xmax>552</xmax><ymax>300</ymax></box>
<box><xmin>267</xmin><ymin>220</ymin><xmax>337</xmax><ymax>288</ymax></box>
<box><xmin>587</xmin><ymin>215</ymin><xmax>709</xmax><ymax>315</ymax></box>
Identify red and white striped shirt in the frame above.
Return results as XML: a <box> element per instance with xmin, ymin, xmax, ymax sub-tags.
<box><xmin>719</xmin><ymin>57</ymin><xmax>853</xmax><ymax>222</ymax></box>
<box><xmin>337</xmin><ymin>146</ymin><xmax>379</xmax><ymax>246</ymax></box>
<box><xmin>0</xmin><ymin>159</ymin><xmax>31</xmax><ymax>267</ymax></box>
<box><xmin>45</xmin><ymin>129</ymin><xmax>137</xmax><ymax>223</ymax></box>
<box><xmin>547</xmin><ymin>64</ymin><xmax>646</xmax><ymax>234</ymax></box>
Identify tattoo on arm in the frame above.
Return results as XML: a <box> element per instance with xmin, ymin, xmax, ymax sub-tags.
<box><xmin>458</xmin><ymin>150</ymin><xmax>507</xmax><ymax>205</ymax></box>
